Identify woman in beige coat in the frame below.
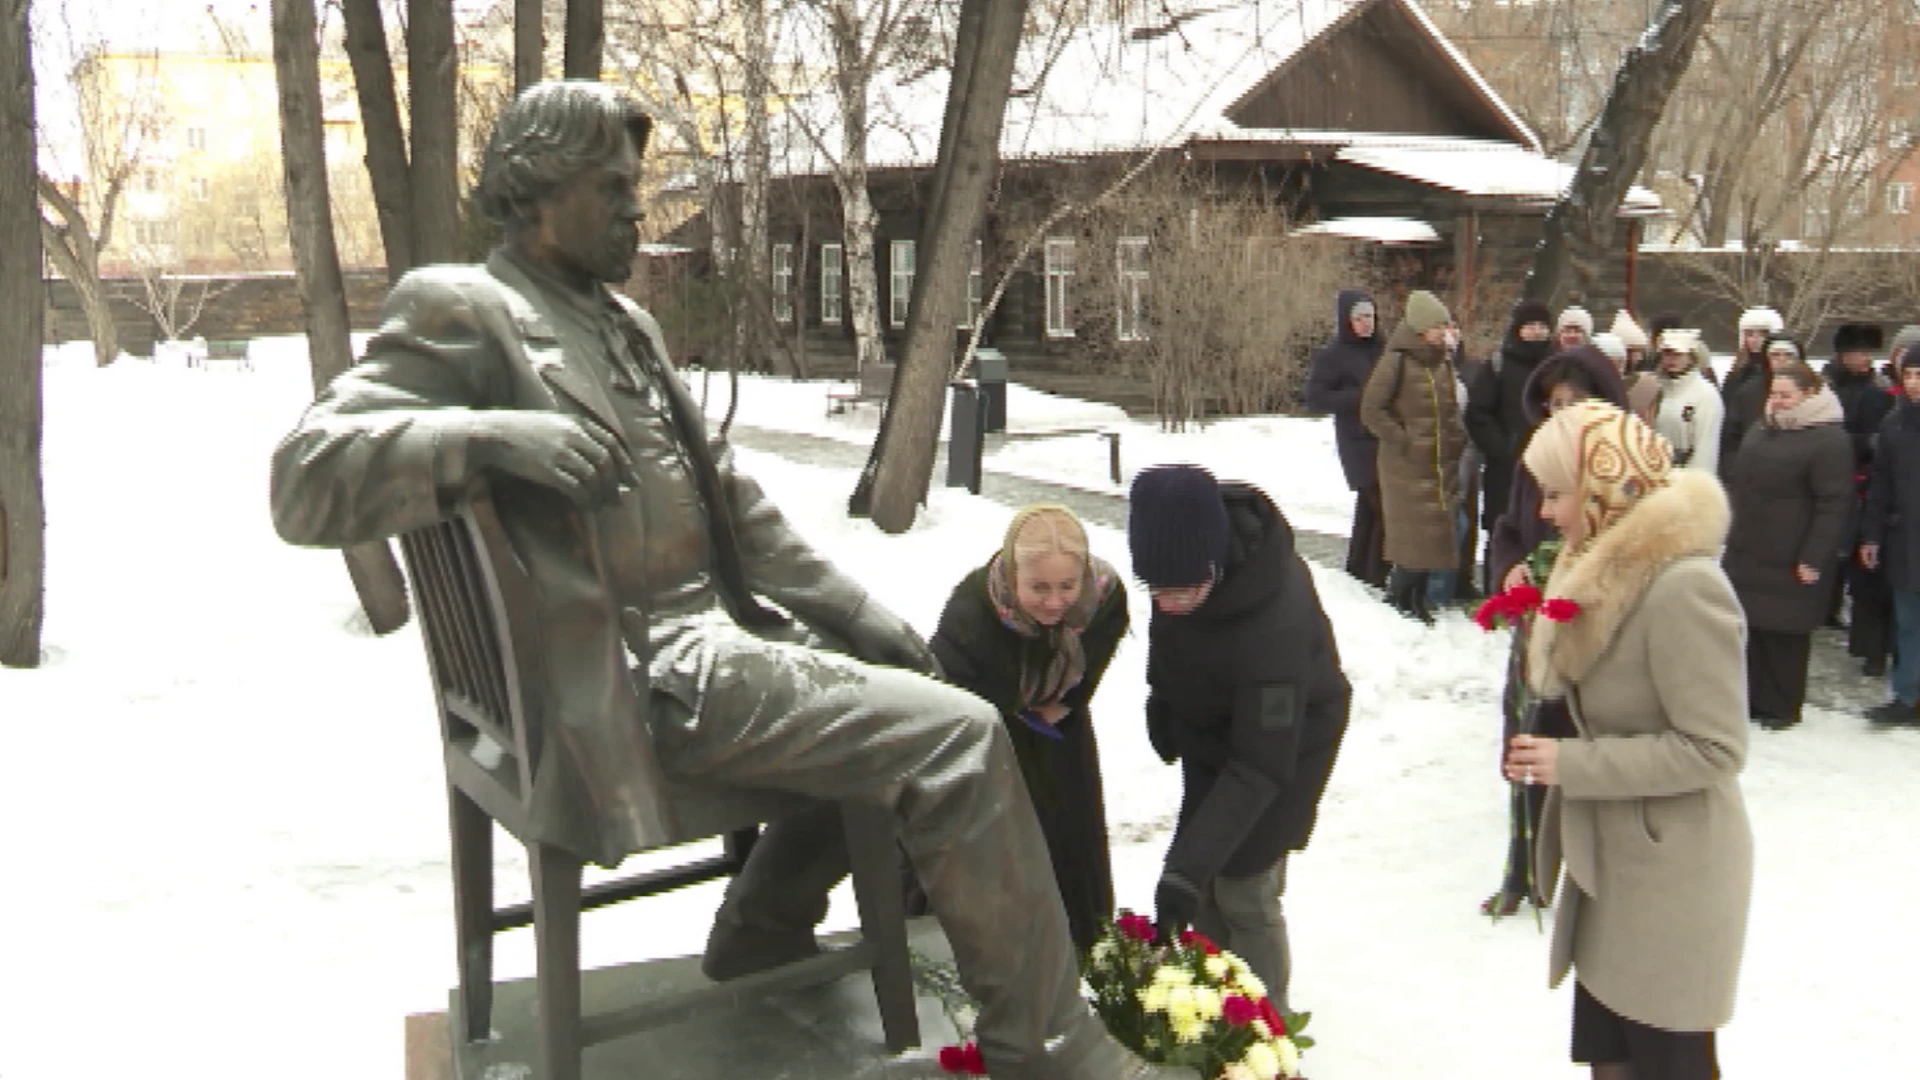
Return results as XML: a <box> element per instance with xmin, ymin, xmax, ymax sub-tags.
<box><xmin>1504</xmin><ymin>400</ymin><xmax>1754</xmax><ymax>1080</ymax></box>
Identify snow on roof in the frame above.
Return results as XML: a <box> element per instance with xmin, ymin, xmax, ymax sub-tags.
<box><xmin>766</xmin><ymin>0</ymin><xmax>1366</xmax><ymax>175</ymax></box>
<box><xmin>1296</xmin><ymin>216</ymin><xmax>1443</xmax><ymax>244</ymax></box>
<box><xmin>1395</xmin><ymin>0</ymin><xmax>1540</xmax><ymax>153</ymax></box>
<box><xmin>1336</xmin><ymin>138</ymin><xmax>1665</xmax><ymax>214</ymax></box>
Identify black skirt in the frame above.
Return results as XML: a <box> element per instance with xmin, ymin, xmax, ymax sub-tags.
<box><xmin>1571</xmin><ymin>982</ymin><xmax>1719</xmax><ymax>1080</ymax></box>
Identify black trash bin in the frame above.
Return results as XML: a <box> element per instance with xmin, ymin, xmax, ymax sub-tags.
<box><xmin>975</xmin><ymin>349</ymin><xmax>1008</xmax><ymax>433</ymax></box>
<box><xmin>946</xmin><ymin>380</ymin><xmax>987</xmax><ymax>495</ymax></box>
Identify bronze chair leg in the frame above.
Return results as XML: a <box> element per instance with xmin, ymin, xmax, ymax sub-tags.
<box><xmin>531</xmin><ymin>842</ymin><xmax>585</xmax><ymax>1080</ymax></box>
<box><xmin>843</xmin><ymin>804</ymin><xmax>921</xmax><ymax>1053</ymax></box>
<box><xmin>447</xmin><ymin>785</ymin><xmax>494</xmax><ymax>1044</ymax></box>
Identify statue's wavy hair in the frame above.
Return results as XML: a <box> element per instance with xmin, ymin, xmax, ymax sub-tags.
<box><xmin>474</xmin><ymin>80</ymin><xmax>653</xmax><ymax>228</ymax></box>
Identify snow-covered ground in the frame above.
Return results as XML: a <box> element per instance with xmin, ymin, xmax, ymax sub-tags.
<box><xmin>698</xmin><ymin>372</ymin><xmax>1361</xmax><ymax>538</ymax></box>
<box><xmin>2</xmin><ymin>341</ymin><xmax>1915</xmax><ymax>1079</ymax></box>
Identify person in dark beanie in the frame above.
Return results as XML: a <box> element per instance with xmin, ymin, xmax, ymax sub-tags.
<box><xmin>1306</xmin><ymin>289</ymin><xmax>1388</xmax><ymax>589</ymax></box>
<box><xmin>1467</xmin><ymin>299</ymin><xmax>1555</xmax><ymax>589</ymax></box>
<box><xmin>1361</xmin><ymin>289</ymin><xmax>1467</xmax><ymax>623</ymax></box>
<box><xmin>1480</xmin><ymin>346</ymin><xmax>1627</xmax><ymax>917</ymax></box>
<box><xmin>1128</xmin><ymin>464</ymin><xmax>1352</xmax><ymax>1015</ymax></box>
<box><xmin>1826</xmin><ymin>324</ymin><xmax>1898</xmax><ymax>668</ymax></box>
<box><xmin>1860</xmin><ymin>352</ymin><xmax>1920</xmax><ymax>725</ymax></box>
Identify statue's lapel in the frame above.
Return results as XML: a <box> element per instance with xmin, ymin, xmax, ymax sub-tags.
<box><xmin>486</xmin><ymin>251</ymin><xmax>626</xmax><ymax>440</ymax></box>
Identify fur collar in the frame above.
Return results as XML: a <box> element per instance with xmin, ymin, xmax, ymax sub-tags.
<box><xmin>1527</xmin><ymin>470</ymin><xmax>1731</xmax><ymax>696</ymax></box>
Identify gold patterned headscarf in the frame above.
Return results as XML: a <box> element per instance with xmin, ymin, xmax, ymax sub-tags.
<box><xmin>1522</xmin><ymin>399</ymin><xmax>1675</xmax><ymax>565</ymax></box>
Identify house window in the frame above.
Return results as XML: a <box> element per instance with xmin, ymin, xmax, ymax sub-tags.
<box><xmin>820</xmin><ymin>242</ymin><xmax>843</xmax><ymax>323</ymax></box>
<box><xmin>1116</xmin><ymin>236</ymin><xmax>1149</xmax><ymax>341</ymax></box>
<box><xmin>1898</xmin><ymin>60</ymin><xmax>1920</xmax><ymax>88</ymax></box>
<box><xmin>188</xmin><ymin>176</ymin><xmax>210</xmax><ymax>202</ymax></box>
<box><xmin>1044</xmin><ymin>237</ymin><xmax>1076</xmax><ymax>338</ymax></box>
<box><xmin>889</xmin><ymin>239</ymin><xmax>916</xmax><ymax>328</ymax></box>
<box><xmin>960</xmin><ymin>240</ymin><xmax>983</xmax><ymax>329</ymax></box>
<box><xmin>1890</xmin><ymin>182</ymin><xmax>1914</xmax><ymax>216</ymax></box>
<box><xmin>771</xmin><ymin>242</ymin><xmax>794</xmax><ymax>323</ymax></box>
<box><xmin>185</xmin><ymin>126</ymin><xmax>207</xmax><ymax>152</ymax></box>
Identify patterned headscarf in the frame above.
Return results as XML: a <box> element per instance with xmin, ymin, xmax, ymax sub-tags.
<box><xmin>1522</xmin><ymin>399</ymin><xmax>1675</xmax><ymax>570</ymax></box>
<box><xmin>982</xmin><ymin>506</ymin><xmax>1118</xmax><ymax>709</ymax></box>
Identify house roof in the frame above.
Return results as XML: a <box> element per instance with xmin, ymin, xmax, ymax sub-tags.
<box><xmin>1297</xmin><ymin>216</ymin><xmax>1444</xmax><ymax>244</ymax></box>
<box><xmin>1334</xmin><ymin>135</ymin><xmax>1665</xmax><ymax>215</ymax></box>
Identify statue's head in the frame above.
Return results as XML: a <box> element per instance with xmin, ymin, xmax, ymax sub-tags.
<box><xmin>476</xmin><ymin>80</ymin><xmax>654</xmax><ymax>284</ymax></box>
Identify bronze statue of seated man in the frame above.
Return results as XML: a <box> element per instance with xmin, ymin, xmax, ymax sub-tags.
<box><xmin>269</xmin><ymin>79</ymin><xmax>1189</xmax><ymax>1080</ymax></box>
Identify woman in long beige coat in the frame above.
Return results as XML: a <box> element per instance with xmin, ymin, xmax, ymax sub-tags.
<box><xmin>1504</xmin><ymin>400</ymin><xmax>1754</xmax><ymax>1080</ymax></box>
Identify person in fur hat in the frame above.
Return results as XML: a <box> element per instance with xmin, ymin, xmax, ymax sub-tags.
<box><xmin>1609</xmin><ymin>311</ymin><xmax>1651</xmax><ymax>371</ymax></box>
<box><xmin>1720</xmin><ymin>307</ymin><xmax>1788</xmax><ymax>481</ymax></box>
<box><xmin>1556</xmin><ymin>306</ymin><xmax>1594</xmax><ymax>350</ymax></box>
<box><xmin>1723</xmin><ymin>361</ymin><xmax>1853</xmax><ymax>728</ymax></box>
<box><xmin>1466</xmin><ymin>299</ymin><xmax>1556</xmax><ymax>585</ymax></box>
<box><xmin>1825</xmin><ymin>323</ymin><xmax>1897</xmax><ymax>667</ymax></box>
<box><xmin>1506</xmin><ymin>401</ymin><xmax>1752</xmax><ymax>1080</ymax></box>
<box><xmin>1652</xmin><ymin>328</ymin><xmax>1725</xmax><ymax>474</ymax></box>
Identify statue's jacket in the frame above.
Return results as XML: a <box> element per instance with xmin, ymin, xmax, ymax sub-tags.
<box><xmin>270</xmin><ymin>248</ymin><xmax>873</xmax><ymax>866</ymax></box>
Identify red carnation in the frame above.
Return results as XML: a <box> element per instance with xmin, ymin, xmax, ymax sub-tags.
<box><xmin>1258</xmin><ymin>997</ymin><xmax>1287</xmax><ymax>1037</ymax></box>
<box><xmin>1116</xmin><ymin>912</ymin><xmax>1156</xmax><ymax>942</ymax></box>
<box><xmin>1540</xmin><ymin>598</ymin><xmax>1581</xmax><ymax>623</ymax></box>
<box><xmin>938</xmin><ymin>1043</ymin><xmax>987</xmax><ymax>1074</ymax></box>
<box><xmin>1222</xmin><ymin>994</ymin><xmax>1260</xmax><ymax>1027</ymax></box>
<box><xmin>1507</xmin><ymin>583</ymin><xmax>1543</xmax><ymax>610</ymax></box>
<box><xmin>1178</xmin><ymin>929</ymin><xmax>1220</xmax><ymax>955</ymax></box>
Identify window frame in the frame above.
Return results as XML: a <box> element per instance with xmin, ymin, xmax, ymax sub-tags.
<box><xmin>1044</xmin><ymin>236</ymin><xmax>1076</xmax><ymax>339</ymax></box>
<box><xmin>1890</xmin><ymin>181</ymin><xmax>1914</xmax><ymax>216</ymax></box>
<box><xmin>889</xmin><ymin>239</ymin><xmax>916</xmax><ymax>329</ymax></box>
<box><xmin>959</xmin><ymin>239</ymin><xmax>983</xmax><ymax>329</ymax></box>
<box><xmin>771</xmin><ymin>242</ymin><xmax>795</xmax><ymax>324</ymax></box>
<box><xmin>1115</xmin><ymin>235</ymin><xmax>1150</xmax><ymax>342</ymax></box>
<box><xmin>820</xmin><ymin>242</ymin><xmax>844</xmax><ymax>324</ymax></box>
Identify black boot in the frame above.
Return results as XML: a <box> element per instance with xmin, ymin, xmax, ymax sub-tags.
<box><xmin>1386</xmin><ymin>568</ymin><xmax>1418</xmax><ymax>615</ymax></box>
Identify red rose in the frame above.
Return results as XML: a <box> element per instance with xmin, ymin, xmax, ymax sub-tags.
<box><xmin>1540</xmin><ymin>598</ymin><xmax>1581</xmax><ymax>623</ymax></box>
<box><xmin>1507</xmin><ymin>583</ymin><xmax>1543</xmax><ymax>610</ymax></box>
<box><xmin>1179</xmin><ymin>929</ymin><xmax>1220</xmax><ymax>955</ymax></box>
<box><xmin>938</xmin><ymin>1043</ymin><xmax>987</xmax><ymax>1074</ymax></box>
<box><xmin>1116</xmin><ymin>912</ymin><xmax>1156</xmax><ymax>942</ymax></box>
<box><xmin>1222</xmin><ymin>994</ymin><xmax>1260</xmax><ymax>1027</ymax></box>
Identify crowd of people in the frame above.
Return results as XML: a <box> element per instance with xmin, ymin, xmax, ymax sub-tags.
<box><xmin>1305</xmin><ymin>288</ymin><xmax>1920</xmax><ymax>1079</ymax></box>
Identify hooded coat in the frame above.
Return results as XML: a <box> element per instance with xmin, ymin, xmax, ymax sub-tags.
<box><xmin>1862</xmin><ymin>400</ymin><xmax>1920</xmax><ymax>593</ymax></box>
<box><xmin>1149</xmin><ymin>485</ymin><xmax>1352</xmax><ymax>884</ymax></box>
<box><xmin>1465</xmin><ymin>320</ymin><xmax>1555</xmax><ymax>529</ymax></box>
<box><xmin>1723</xmin><ymin>388</ymin><xmax>1853</xmax><ymax>632</ymax></box>
<box><xmin>1485</xmin><ymin>347</ymin><xmax>1630</xmax><ymax>585</ymax></box>
<box><xmin>1305</xmin><ymin>290</ymin><xmax>1385</xmax><ymax>491</ymax></box>
<box><xmin>1359</xmin><ymin>324</ymin><xmax>1466</xmax><ymax>571</ymax></box>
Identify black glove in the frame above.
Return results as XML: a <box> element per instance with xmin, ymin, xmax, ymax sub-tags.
<box><xmin>1154</xmin><ymin>868</ymin><xmax>1202</xmax><ymax>943</ymax></box>
<box><xmin>466</xmin><ymin>410</ymin><xmax>638</xmax><ymax>507</ymax></box>
<box><xmin>843</xmin><ymin>596</ymin><xmax>938</xmax><ymax>675</ymax></box>
<box><xmin>1146</xmin><ymin>694</ymin><xmax>1177</xmax><ymax>764</ymax></box>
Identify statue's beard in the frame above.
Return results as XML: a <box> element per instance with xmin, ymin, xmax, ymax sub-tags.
<box><xmin>580</xmin><ymin>221</ymin><xmax>638</xmax><ymax>283</ymax></box>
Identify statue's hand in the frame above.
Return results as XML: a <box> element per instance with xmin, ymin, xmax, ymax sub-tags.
<box><xmin>843</xmin><ymin>596</ymin><xmax>937</xmax><ymax>675</ymax></box>
<box><xmin>468</xmin><ymin>410</ymin><xmax>637</xmax><ymax>506</ymax></box>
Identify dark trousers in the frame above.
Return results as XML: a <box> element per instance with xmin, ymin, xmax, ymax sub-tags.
<box><xmin>1747</xmin><ymin>629</ymin><xmax>1813</xmax><ymax>721</ymax></box>
<box><xmin>1571</xmin><ymin>982</ymin><xmax>1719</xmax><ymax>1078</ymax></box>
<box><xmin>1848</xmin><ymin>560</ymin><xmax>1894</xmax><ymax>663</ymax></box>
<box><xmin>1346</xmin><ymin>483</ymin><xmax>1388</xmax><ymax>589</ymax></box>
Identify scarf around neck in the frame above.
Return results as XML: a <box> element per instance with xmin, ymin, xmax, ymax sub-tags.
<box><xmin>1766</xmin><ymin>386</ymin><xmax>1844</xmax><ymax>431</ymax></box>
<box><xmin>983</xmin><ymin>550</ymin><xmax>1118</xmax><ymax>709</ymax></box>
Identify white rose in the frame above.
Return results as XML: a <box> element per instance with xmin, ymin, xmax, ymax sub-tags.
<box><xmin>1153</xmin><ymin>965</ymin><xmax>1194</xmax><ymax>986</ymax></box>
<box><xmin>1223</xmin><ymin>1064</ymin><xmax>1257</xmax><ymax>1080</ymax></box>
<box><xmin>1243</xmin><ymin>1041</ymin><xmax>1281</xmax><ymax>1080</ymax></box>
<box><xmin>1138</xmin><ymin>984</ymin><xmax>1170</xmax><ymax>1014</ymax></box>
<box><xmin>1276</xmin><ymin>1037</ymin><xmax>1302</xmax><ymax>1078</ymax></box>
<box><xmin>1251</xmin><ymin>1019</ymin><xmax>1273</xmax><ymax>1040</ymax></box>
<box><xmin>1235</xmin><ymin>971</ymin><xmax>1267</xmax><ymax>1000</ymax></box>
<box><xmin>1165</xmin><ymin>985</ymin><xmax>1197</xmax><ymax>1021</ymax></box>
<box><xmin>1191</xmin><ymin>986</ymin><xmax>1223</xmax><ymax>1021</ymax></box>
<box><xmin>1090</xmin><ymin>940</ymin><xmax>1116</xmax><ymax>965</ymax></box>
<box><xmin>1204</xmin><ymin>956</ymin><xmax>1232</xmax><ymax>981</ymax></box>
<box><xmin>1171</xmin><ymin>1015</ymin><xmax>1206</xmax><ymax>1044</ymax></box>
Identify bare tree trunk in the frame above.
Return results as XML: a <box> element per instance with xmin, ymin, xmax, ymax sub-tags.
<box><xmin>564</xmin><ymin>0</ymin><xmax>603</xmax><ymax>79</ymax></box>
<box><xmin>739</xmin><ymin>0</ymin><xmax>775</xmax><ymax>375</ymax></box>
<box><xmin>37</xmin><ymin>177</ymin><xmax>120</xmax><ymax>367</ymax></box>
<box><xmin>515</xmin><ymin>0</ymin><xmax>544</xmax><ymax>91</ymax></box>
<box><xmin>406</xmin><ymin>0</ymin><xmax>461</xmax><ymax>267</ymax></box>
<box><xmin>828</xmin><ymin>17</ymin><xmax>885</xmax><ymax>378</ymax></box>
<box><xmin>272</xmin><ymin>0</ymin><xmax>412</xmax><ymax>637</ymax></box>
<box><xmin>343</xmin><ymin>0</ymin><xmax>414</xmax><ymax>281</ymax></box>
<box><xmin>1522</xmin><ymin>0</ymin><xmax>1720</xmax><ymax>308</ymax></box>
<box><xmin>0</xmin><ymin>0</ymin><xmax>43</xmax><ymax>668</ymax></box>
<box><xmin>858</xmin><ymin>0</ymin><xmax>1028</xmax><ymax>532</ymax></box>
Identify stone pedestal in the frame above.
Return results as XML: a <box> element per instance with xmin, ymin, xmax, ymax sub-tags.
<box><xmin>406</xmin><ymin>918</ymin><xmax>966</xmax><ymax>1080</ymax></box>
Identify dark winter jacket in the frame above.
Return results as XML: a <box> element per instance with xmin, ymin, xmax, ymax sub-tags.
<box><xmin>1718</xmin><ymin>355</ymin><xmax>1771</xmax><ymax>482</ymax></box>
<box><xmin>930</xmin><ymin>562</ymin><xmax>1128</xmax><ymax>951</ymax></box>
<box><xmin>1305</xmin><ymin>290</ymin><xmax>1385</xmax><ymax>491</ymax></box>
<box><xmin>1465</xmin><ymin>331</ymin><xmax>1553</xmax><ymax>528</ymax></box>
<box><xmin>1485</xmin><ymin>347</ymin><xmax>1628</xmax><ymax>585</ymax></box>
<box><xmin>1824</xmin><ymin>362</ymin><xmax>1898</xmax><ymax>471</ymax></box>
<box><xmin>1723</xmin><ymin>392</ymin><xmax>1854</xmax><ymax>632</ymax></box>
<box><xmin>1147</xmin><ymin>485</ymin><xmax>1351</xmax><ymax>885</ymax></box>
<box><xmin>1863</xmin><ymin>402</ymin><xmax>1920</xmax><ymax>592</ymax></box>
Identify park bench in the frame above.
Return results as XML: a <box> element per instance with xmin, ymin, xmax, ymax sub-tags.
<box><xmin>826</xmin><ymin>361</ymin><xmax>894</xmax><ymax>417</ymax></box>
<box><xmin>397</xmin><ymin>481</ymin><xmax>918</xmax><ymax>1080</ymax></box>
<box><xmin>200</xmin><ymin>339</ymin><xmax>253</xmax><ymax>372</ymax></box>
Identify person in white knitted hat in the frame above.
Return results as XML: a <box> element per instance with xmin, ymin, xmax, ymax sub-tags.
<box><xmin>1557</xmin><ymin>306</ymin><xmax>1594</xmax><ymax>350</ymax></box>
<box><xmin>1653</xmin><ymin>328</ymin><xmax>1725</xmax><ymax>474</ymax></box>
<box><xmin>1721</xmin><ymin>306</ymin><xmax>1787</xmax><ymax>480</ymax></box>
<box><xmin>1609</xmin><ymin>311</ymin><xmax>1650</xmax><ymax>371</ymax></box>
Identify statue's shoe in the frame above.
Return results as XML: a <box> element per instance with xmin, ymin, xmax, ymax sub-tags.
<box><xmin>699</xmin><ymin>921</ymin><xmax>822</xmax><ymax>982</ymax></box>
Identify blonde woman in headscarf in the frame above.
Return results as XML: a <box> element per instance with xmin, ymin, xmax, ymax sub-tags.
<box><xmin>928</xmin><ymin>506</ymin><xmax>1128</xmax><ymax>954</ymax></box>
<box><xmin>1503</xmin><ymin>401</ymin><xmax>1754</xmax><ymax>1080</ymax></box>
